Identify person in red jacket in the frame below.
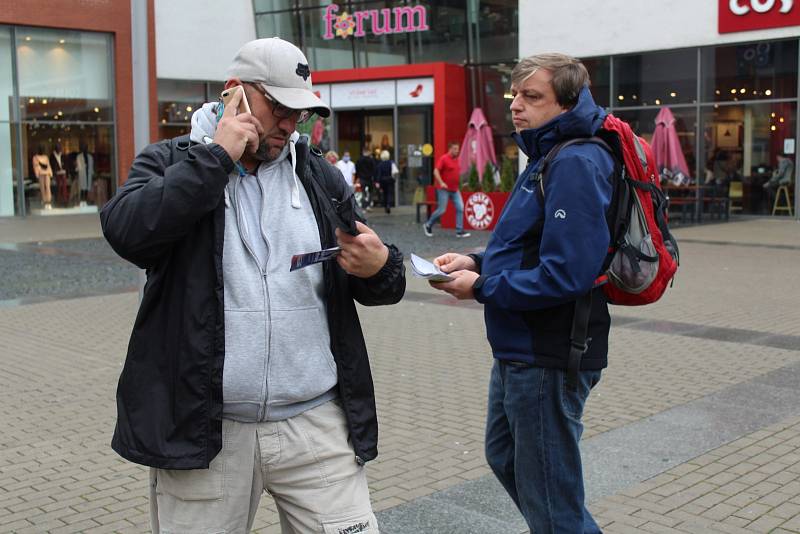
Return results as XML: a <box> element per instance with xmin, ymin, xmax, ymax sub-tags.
<box><xmin>423</xmin><ymin>142</ymin><xmax>471</xmax><ymax>238</ymax></box>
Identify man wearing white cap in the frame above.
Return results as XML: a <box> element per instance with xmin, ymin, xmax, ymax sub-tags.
<box><xmin>101</xmin><ymin>38</ymin><xmax>404</xmax><ymax>533</ymax></box>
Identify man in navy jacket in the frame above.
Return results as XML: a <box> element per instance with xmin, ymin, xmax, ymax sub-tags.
<box><xmin>431</xmin><ymin>53</ymin><xmax>614</xmax><ymax>533</ymax></box>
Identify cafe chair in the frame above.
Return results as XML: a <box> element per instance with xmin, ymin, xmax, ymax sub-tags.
<box><xmin>728</xmin><ymin>181</ymin><xmax>743</xmax><ymax>215</ymax></box>
<box><xmin>772</xmin><ymin>185</ymin><xmax>794</xmax><ymax>217</ymax></box>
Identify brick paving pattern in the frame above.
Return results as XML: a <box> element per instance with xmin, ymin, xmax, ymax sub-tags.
<box><xmin>1</xmin><ymin>213</ymin><xmax>799</xmax><ymax>532</ymax></box>
<box><xmin>592</xmin><ymin>416</ymin><xmax>800</xmax><ymax>533</ymax></box>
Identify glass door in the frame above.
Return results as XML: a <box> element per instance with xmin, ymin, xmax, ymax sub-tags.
<box><xmin>397</xmin><ymin>106</ymin><xmax>432</xmax><ymax>205</ymax></box>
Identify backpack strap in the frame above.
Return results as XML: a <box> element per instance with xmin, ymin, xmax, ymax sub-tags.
<box><xmin>169</xmin><ymin>134</ymin><xmax>193</xmax><ymax>166</ymax></box>
<box><xmin>535</xmin><ymin>136</ymin><xmax>617</xmax><ymax>200</ymax></box>
<box><xmin>535</xmin><ymin>136</ymin><xmax>619</xmax><ymax>392</ymax></box>
<box><xmin>567</xmin><ymin>291</ymin><xmax>593</xmax><ymax>391</ymax></box>
<box><xmin>297</xmin><ymin>134</ymin><xmax>360</xmax><ymax>235</ymax></box>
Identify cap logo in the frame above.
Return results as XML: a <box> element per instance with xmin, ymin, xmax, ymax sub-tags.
<box><xmin>296</xmin><ymin>63</ymin><xmax>311</xmax><ymax>81</ymax></box>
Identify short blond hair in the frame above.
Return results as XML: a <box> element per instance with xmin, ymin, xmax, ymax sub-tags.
<box><xmin>511</xmin><ymin>53</ymin><xmax>589</xmax><ymax>108</ymax></box>
<box><xmin>380</xmin><ymin>150</ymin><xmax>391</xmax><ymax>161</ymax></box>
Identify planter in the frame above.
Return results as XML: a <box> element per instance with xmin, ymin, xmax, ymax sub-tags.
<box><xmin>425</xmin><ymin>186</ymin><xmax>510</xmax><ymax>231</ymax></box>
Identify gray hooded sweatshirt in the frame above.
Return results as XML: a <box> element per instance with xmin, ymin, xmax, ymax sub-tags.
<box><xmin>191</xmin><ymin>103</ymin><xmax>337</xmax><ymax>422</ymax></box>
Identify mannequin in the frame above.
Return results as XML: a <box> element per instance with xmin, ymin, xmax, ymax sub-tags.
<box><xmin>74</xmin><ymin>140</ymin><xmax>94</xmax><ymax>205</ymax></box>
<box><xmin>50</xmin><ymin>142</ymin><xmax>68</xmax><ymax>205</ymax></box>
<box><xmin>32</xmin><ymin>143</ymin><xmax>53</xmax><ymax>210</ymax></box>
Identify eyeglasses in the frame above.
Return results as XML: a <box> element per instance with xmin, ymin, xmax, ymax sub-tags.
<box><xmin>249</xmin><ymin>84</ymin><xmax>312</xmax><ymax>124</ymax></box>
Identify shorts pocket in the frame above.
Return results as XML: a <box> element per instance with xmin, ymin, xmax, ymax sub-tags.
<box><xmin>322</xmin><ymin>511</ymin><xmax>379</xmax><ymax>534</ymax></box>
<box><xmin>155</xmin><ymin>458</ymin><xmax>224</xmax><ymax>501</ymax></box>
<box><xmin>298</xmin><ymin>401</ymin><xmax>360</xmax><ymax>486</ymax></box>
<box><xmin>155</xmin><ymin>424</ymin><xmax>229</xmax><ymax>501</ymax></box>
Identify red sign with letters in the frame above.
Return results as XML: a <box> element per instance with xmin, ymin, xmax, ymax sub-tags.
<box><xmin>719</xmin><ymin>0</ymin><xmax>800</xmax><ymax>33</ymax></box>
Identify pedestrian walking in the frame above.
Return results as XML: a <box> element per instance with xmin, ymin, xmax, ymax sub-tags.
<box><xmin>101</xmin><ymin>37</ymin><xmax>405</xmax><ymax>534</ymax></box>
<box><xmin>355</xmin><ymin>148</ymin><xmax>376</xmax><ymax>210</ymax></box>
<box><xmin>375</xmin><ymin>149</ymin><xmax>398</xmax><ymax>214</ymax></box>
<box><xmin>428</xmin><ymin>53</ymin><xmax>613</xmax><ymax>534</ymax></box>
<box><xmin>423</xmin><ymin>141</ymin><xmax>470</xmax><ymax>238</ymax></box>
<box><xmin>336</xmin><ymin>150</ymin><xmax>356</xmax><ymax>189</ymax></box>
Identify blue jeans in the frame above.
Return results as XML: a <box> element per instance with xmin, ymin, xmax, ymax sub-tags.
<box><xmin>426</xmin><ymin>189</ymin><xmax>464</xmax><ymax>233</ymax></box>
<box><xmin>485</xmin><ymin>360</ymin><xmax>602</xmax><ymax>534</ymax></box>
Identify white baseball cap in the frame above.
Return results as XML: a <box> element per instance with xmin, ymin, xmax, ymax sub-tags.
<box><xmin>226</xmin><ymin>37</ymin><xmax>330</xmax><ymax>118</ymax></box>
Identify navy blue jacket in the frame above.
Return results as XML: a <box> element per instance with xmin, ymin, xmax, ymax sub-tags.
<box><xmin>473</xmin><ymin>87</ymin><xmax>614</xmax><ymax>369</ymax></box>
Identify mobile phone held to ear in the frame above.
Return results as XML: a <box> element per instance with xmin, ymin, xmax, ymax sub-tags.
<box><xmin>220</xmin><ymin>85</ymin><xmax>251</xmax><ymax>115</ymax></box>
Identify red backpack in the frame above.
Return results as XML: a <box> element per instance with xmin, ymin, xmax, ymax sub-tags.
<box><xmin>538</xmin><ymin>113</ymin><xmax>679</xmax><ymax>305</ymax></box>
<box><xmin>537</xmin><ymin>113</ymin><xmax>679</xmax><ymax>389</ymax></box>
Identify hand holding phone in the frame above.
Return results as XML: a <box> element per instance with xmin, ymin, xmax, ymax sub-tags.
<box><xmin>220</xmin><ymin>85</ymin><xmax>251</xmax><ymax>115</ymax></box>
<box><xmin>212</xmin><ymin>86</ymin><xmax>262</xmax><ymax>161</ymax></box>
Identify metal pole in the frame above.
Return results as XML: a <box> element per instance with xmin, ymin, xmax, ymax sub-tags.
<box><xmin>131</xmin><ymin>0</ymin><xmax>150</xmax><ymax>298</ymax></box>
<box><xmin>795</xmin><ymin>38</ymin><xmax>799</xmax><ymax>221</ymax></box>
<box><xmin>10</xmin><ymin>27</ymin><xmax>25</xmax><ymax>217</ymax></box>
<box><xmin>695</xmin><ymin>47</ymin><xmax>703</xmax><ymax>222</ymax></box>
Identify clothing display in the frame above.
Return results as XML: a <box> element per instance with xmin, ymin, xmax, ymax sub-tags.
<box><xmin>50</xmin><ymin>148</ymin><xmax>69</xmax><ymax>205</ymax></box>
<box><xmin>32</xmin><ymin>151</ymin><xmax>53</xmax><ymax>209</ymax></box>
<box><xmin>32</xmin><ymin>154</ymin><xmax>53</xmax><ymax>180</ymax></box>
<box><xmin>75</xmin><ymin>150</ymin><xmax>95</xmax><ymax>193</ymax></box>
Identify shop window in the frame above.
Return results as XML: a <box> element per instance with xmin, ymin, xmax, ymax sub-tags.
<box><xmin>582</xmin><ymin>57</ymin><xmax>610</xmax><ymax>109</ymax></box>
<box><xmin>471</xmin><ymin>0</ymin><xmax>518</xmax><ymax>64</ymax></box>
<box><xmin>614</xmin><ymin>49</ymin><xmax>697</xmax><ymax>107</ymax></box>
<box><xmin>157</xmin><ymin>79</ymin><xmax>205</xmax><ymax>141</ymax></box>
<box><xmin>701</xmin><ymin>40</ymin><xmax>798</xmax><ymax>103</ymax></box>
<box><xmin>22</xmin><ymin>123</ymin><xmax>115</xmax><ymax>211</ymax></box>
<box><xmin>701</xmin><ymin>103</ymin><xmax>796</xmax><ymax>215</ymax></box>
<box><xmin>15</xmin><ymin>27</ymin><xmax>115</xmax><ymax>214</ymax></box>
<box><xmin>16</xmin><ymin>28</ymin><xmax>113</xmax><ymax>120</ymax></box>
<box><xmin>0</xmin><ymin>28</ymin><xmax>15</xmax><ymax>216</ymax></box>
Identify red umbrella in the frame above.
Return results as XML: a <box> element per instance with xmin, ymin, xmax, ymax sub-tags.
<box><xmin>459</xmin><ymin>108</ymin><xmax>497</xmax><ymax>178</ymax></box>
<box><xmin>651</xmin><ymin>107</ymin><xmax>691</xmax><ymax>185</ymax></box>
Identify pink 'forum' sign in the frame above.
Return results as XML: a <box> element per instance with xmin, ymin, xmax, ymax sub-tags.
<box><xmin>323</xmin><ymin>4</ymin><xmax>429</xmax><ymax>40</ymax></box>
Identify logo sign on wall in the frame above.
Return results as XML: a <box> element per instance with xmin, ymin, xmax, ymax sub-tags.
<box><xmin>323</xmin><ymin>4</ymin><xmax>429</xmax><ymax>40</ymax></box>
<box><xmin>719</xmin><ymin>0</ymin><xmax>800</xmax><ymax>33</ymax></box>
<box><xmin>330</xmin><ymin>80</ymin><xmax>396</xmax><ymax>108</ymax></box>
<box><xmin>465</xmin><ymin>192</ymin><xmax>496</xmax><ymax>231</ymax></box>
<box><xmin>396</xmin><ymin>78</ymin><xmax>434</xmax><ymax>105</ymax></box>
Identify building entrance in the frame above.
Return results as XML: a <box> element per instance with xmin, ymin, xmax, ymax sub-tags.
<box><xmin>336</xmin><ymin>106</ymin><xmax>432</xmax><ymax>206</ymax></box>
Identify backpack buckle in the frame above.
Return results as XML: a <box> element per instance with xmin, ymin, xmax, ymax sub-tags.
<box><xmin>570</xmin><ymin>337</ymin><xmax>591</xmax><ymax>354</ymax></box>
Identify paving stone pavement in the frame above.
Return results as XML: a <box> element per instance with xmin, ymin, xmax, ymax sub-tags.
<box><xmin>0</xmin><ymin>212</ymin><xmax>799</xmax><ymax>533</ymax></box>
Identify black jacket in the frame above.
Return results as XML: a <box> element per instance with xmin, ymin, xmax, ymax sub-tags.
<box><xmin>101</xmin><ymin>137</ymin><xmax>405</xmax><ymax>469</ymax></box>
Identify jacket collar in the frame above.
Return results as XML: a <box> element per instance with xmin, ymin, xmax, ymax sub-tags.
<box><xmin>512</xmin><ymin>86</ymin><xmax>606</xmax><ymax>162</ymax></box>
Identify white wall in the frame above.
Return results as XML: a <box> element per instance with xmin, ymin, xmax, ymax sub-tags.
<box><xmin>519</xmin><ymin>1</ymin><xmax>800</xmax><ymax>58</ymax></box>
<box><xmin>155</xmin><ymin>0</ymin><xmax>256</xmax><ymax>81</ymax></box>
